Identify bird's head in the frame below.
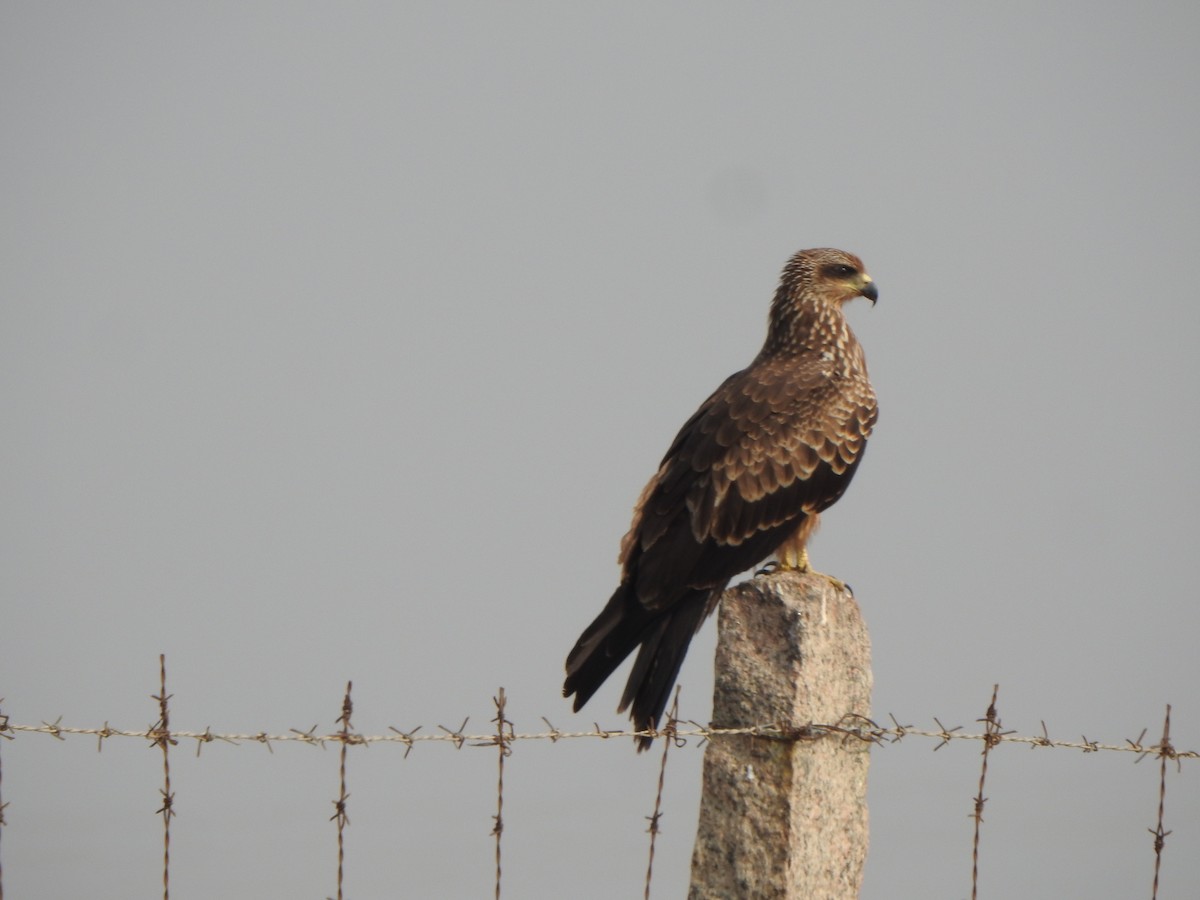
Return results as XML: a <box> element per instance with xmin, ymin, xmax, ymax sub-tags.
<box><xmin>781</xmin><ymin>247</ymin><xmax>877</xmax><ymax>307</ymax></box>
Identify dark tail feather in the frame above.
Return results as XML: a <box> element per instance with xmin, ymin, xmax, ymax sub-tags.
<box><xmin>564</xmin><ymin>583</ymin><xmax>716</xmax><ymax>751</ymax></box>
<box><xmin>619</xmin><ymin>591</ymin><xmax>711</xmax><ymax>750</ymax></box>
<box><xmin>564</xmin><ymin>582</ymin><xmax>651</xmax><ymax>712</ymax></box>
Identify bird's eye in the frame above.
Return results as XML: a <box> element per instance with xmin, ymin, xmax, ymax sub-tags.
<box><xmin>825</xmin><ymin>263</ymin><xmax>858</xmax><ymax>278</ymax></box>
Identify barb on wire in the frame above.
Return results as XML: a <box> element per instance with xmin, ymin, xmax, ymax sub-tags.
<box><xmin>95</xmin><ymin>722</ymin><xmax>115</xmax><ymax>753</ymax></box>
<box><xmin>387</xmin><ymin>724</ymin><xmax>422</xmax><ymax>759</ymax></box>
<box><xmin>288</xmin><ymin>725</ymin><xmax>324</xmax><ymax>750</ymax></box>
<box><xmin>438</xmin><ymin>717</ymin><xmax>470</xmax><ymax>750</ymax></box>
<box><xmin>644</xmin><ymin>687</ymin><xmax>682</xmax><ymax>900</ymax></box>
<box><xmin>931</xmin><ymin>717</ymin><xmax>963</xmax><ymax>752</ymax></box>
<box><xmin>1149</xmin><ymin>705</ymin><xmax>1174</xmax><ymax>900</ymax></box>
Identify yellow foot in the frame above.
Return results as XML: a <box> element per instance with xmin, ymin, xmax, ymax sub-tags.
<box><xmin>763</xmin><ymin>549</ymin><xmax>851</xmax><ymax>595</ymax></box>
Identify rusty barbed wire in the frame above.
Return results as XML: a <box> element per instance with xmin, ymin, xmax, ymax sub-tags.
<box><xmin>4</xmin><ymin>717</ymin><xmax>1193</xmax><ymax>760</ymax></box>
<box><xmin>148</xmin><ymin>655</ymin><xmax>176</xmax><ymax>900</ymax></box>
<box><xmin>490</xmin><ymin>688</ymin><xmax>513</xmax><ymax>900</ymax></box>
<box><xmin>330</xmin><ymin>683</ymin><xmax>355</xmax><ymax>900</ymax></box>
<box><xmin>1150</xmin><ymin>705</ymin><xmax>1173</xmax><ymax>900</ymax></box>
<box><xmin>970</xmin><ymin>685</ymin><xmax>1007</xmax><ymax>900</ymax></box>
<box><xmin>1</xmin><ymin>685</ymin><xmax>1194</xmax><ymax>899</ymax></box>
<box><xmin>644</xmin><ymin>688</ymin><xmax>681</xmax><ymax>900</ymax></box>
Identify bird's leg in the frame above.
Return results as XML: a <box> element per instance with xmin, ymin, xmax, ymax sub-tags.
<box><xmin>773</xmin><ymin>540</ymin><xmax>850</xmax><ymax>595</ymax></box>
<box><xmin>777</xmin><ymin>543</ymin><xmax>810</xmax><ymax>571</ymax></box>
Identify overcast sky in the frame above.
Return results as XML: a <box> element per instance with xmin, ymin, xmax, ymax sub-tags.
<box><xmin>3</xmin><ymin>3</ymin><xmax>1199</xmax><ymax>898</ymax></box>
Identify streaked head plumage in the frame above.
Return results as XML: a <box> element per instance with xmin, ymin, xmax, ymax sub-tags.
<box><xmin>780</xmin><ymin>248</ymin><xmax>876</xmax><ymax>305</ymax></box>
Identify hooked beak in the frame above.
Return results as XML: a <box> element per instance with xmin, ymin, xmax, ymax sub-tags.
<box><xmin>859</xmin><ymin>278</ymin><xmax>878</xmax><ymax>305</ymax></box>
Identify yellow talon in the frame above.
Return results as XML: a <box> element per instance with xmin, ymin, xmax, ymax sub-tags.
<box><xmin>770</xmin><ymin>546</ymin><xmax>849</xmax><ymax>594</ymax></box>
<box><xmin>776</xmin><ymin>545</ymin><xmax>811</xmax><ymax>572</ymax></box>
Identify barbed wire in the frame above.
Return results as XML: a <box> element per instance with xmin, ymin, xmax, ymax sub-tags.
<box><xmin>330</xmin><ymin>682</ymin><xmax>353</xmax><ymax>900</ymax></box>
<box><xmin>490</xmin><ymin>688</ymin><xmax>512</xmax><ymax>900</ymax></box>
<box><xmin>2</xmin><ymin>713</ymin><xmax>1193</xmax><ymax>763</ymax></box>
<box><xmin>149</xmin><ymin>655</ymin><xmax>174</xmax><ymax>900</ymax></box>
<box><xmin>0</xmin><ymin>683</ymin><xmax>1190</xmax><ymax>900</ymax></box>
<box><xmin>970</xmin><ymin>685</ymin><xmax>1003</xmax><ymax>900</ymax></box>
<box><xmin>644</xmin><ymin>688</ymin><xmax>681</xmax><ymax>900</ymax></box>
<box><xmin>1150</xmin><ymin>704</ymin><xmax>1173</xmax><ymax>900</ymax></box>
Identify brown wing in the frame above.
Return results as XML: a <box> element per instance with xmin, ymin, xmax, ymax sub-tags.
<box><xmin>619</xmin><ymin>351</ymin><xmax>876</xmax><ymax>610</ymax></box>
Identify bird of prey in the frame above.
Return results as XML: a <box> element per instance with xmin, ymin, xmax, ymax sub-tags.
<box><xmin>563</xmin><ymin>247</ymin><xmax>878</xmax><ymax>749</ymax></box>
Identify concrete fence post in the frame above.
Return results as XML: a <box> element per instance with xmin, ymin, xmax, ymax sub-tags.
<box><xmin>688</xmin><ymin>571</ymin><xmax>873</xmax><ymax>899</ymax></box>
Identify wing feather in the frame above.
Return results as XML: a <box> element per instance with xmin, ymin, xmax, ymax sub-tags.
<box><xmin>616</xmin><ymin>352</ymin><xmax>875</xmax><ymax>609</ymax></box>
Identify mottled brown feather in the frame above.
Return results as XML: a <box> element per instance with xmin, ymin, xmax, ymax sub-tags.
<box><xmin>565</xmin><ymin>247</ymin><xmax>878</xmax><ymax>749</ymax></box>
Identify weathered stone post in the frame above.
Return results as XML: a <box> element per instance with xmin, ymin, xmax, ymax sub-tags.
<box><xmin>688</xmin><ymin>571</ymin><xmax>873</xmax><ymax>899</ymax></box>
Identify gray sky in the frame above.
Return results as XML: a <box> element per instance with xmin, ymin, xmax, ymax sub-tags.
<box><xmin>3</xmin><ymin>2</ymin><xmax>1199</xmax><ymax>897</ymax></box>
